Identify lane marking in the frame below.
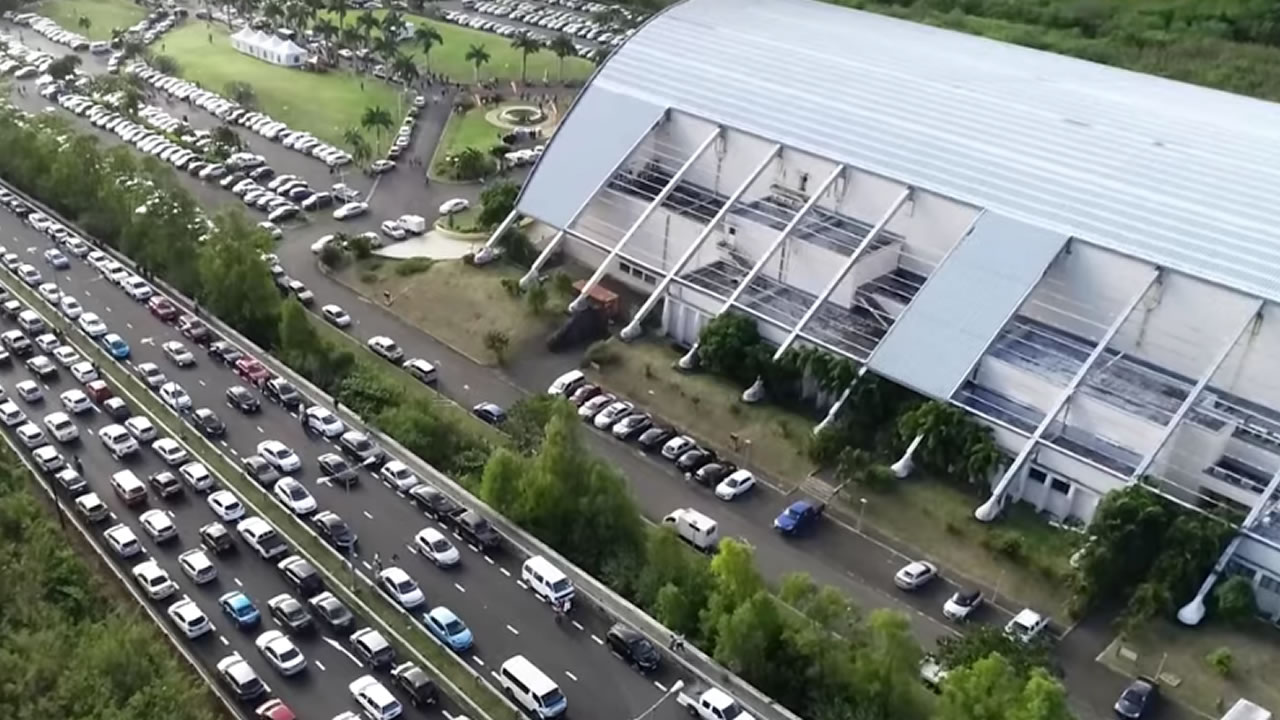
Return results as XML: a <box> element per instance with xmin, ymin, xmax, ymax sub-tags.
<box><xmin>256</xmin><ymin>426</ymin><xmax>264</xmax><ymax>433</ymax></box>
<box><xmin>506</xmin><ymin>625</ymin><xmax>519</xmax><ymax>636</ymax></box>
<box><xmin>591</xmin><ymin>634</ymin><xmax>604</xmax><ymax>645</ymax></box>
<box><xmin>362</xmin><ymin>510</ymin><xmax>373</xmax><ymax>520</ymax></box>
<box><xmin>516</xmin><ymin>580</ymin><xmax>528</xmax><ymax>590</ymax></box>
<box><xmin>315</xmin><ymin>660</ymin><xmax>326</xmax><ymax>672</ymax></box>
<box><xmin>362</xmin><ymin>561</ymin><xmax>372</xmax><ymax>570</ymax></box>
<box><xmin>233</xmin><ymin>577</ymin><xmax>243</xmax><ymax>587</ymax></box>
<box><xmin>219</xmin><ymin>636</ymin><xmax>229</xmax><ymax>645</ymax></box>
<box><xmin>454</xmin><ymin>583</ymin><xmax>466</xmax><ymax>594</ymax></box>
<box><xmin>654</xmin><ymin>681</ymin><xmax>667</xmax><ymax>692</ymax></box>
<box><xmin>483</xmin><ymin>555</ymin><xmax>493</xmax><ymax>565</ymax></box>
<box><xmin>472</xmin><ymin>656</ymin><xmax>484</xmax><ymax>667</ymax></box>
<box><xmin>571</xmin><ymin>620</ymin><xmax>583</xmax><ymax>631</ymax></box>
<box><xmin>565</xmin><ymin>671</ymin><xmax>578</xmax><ymax>682</ymax></box>
<box><xmin>499</xmin><ymin>567</ymin><xmax>510</xmax><ymax>577</ymax></box>
<box><xmin>322</xmin><ymin>636</ymin><xmax>363</xmax><ymax>667</ymax></box>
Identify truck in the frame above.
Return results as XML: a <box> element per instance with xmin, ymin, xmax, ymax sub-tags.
<box><xmin>663</xmin><ymin>508</ymin><xmax>720</xmax><ymax>552</ymax></box>
<box><xmin>397</xmin><ymin>214</ymin><xmax>426</xmax><ymax>235</ymax></box>
<box><xmin>676</xmin><ymin>686</ymin><xmax>753</xmax><ymax>720</ymax></box>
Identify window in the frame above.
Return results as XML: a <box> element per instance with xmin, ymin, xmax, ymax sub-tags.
<box><xmin>1258</xmin><ymin>574</ymin><xmax>1280</xmax><ymax>594</ymax></box>
<box><xmin>617</xmin><ymin>261</ymin><xmax>656</xmax><ymax>285</ymax></box>
<box><xmin>1049</xmin><ymin>478</ymin><xmax>1071</xmax><ymax>495</ymax></box>
<box><xmin>798</xmin><ymin>172</ymin><xmax>810</xmax><ymax>193</ymax></box>
<box><xmin>1027</xmin><ymin>468</ymin><xmax>1047</xmax><ymax>484</ymax></box>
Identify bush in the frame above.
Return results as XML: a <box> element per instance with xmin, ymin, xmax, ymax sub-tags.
<box><xmin>395</xmin><ymin>257</ymin><xmax>434</xmax><ymax>276</ymax></box>
<box><xmin>583</xmin><ymin>339</ymin><xmax>621</xmax><ymax>368</ymax></box>
<box><xmin>359</xmin><ymin>271</ymin><xmax>379</xmax><ymax>284</ymax></box>
<box><xmin>982</xmin><ymin>530</ymin><xmax>1026</xmax><ymax>561</ymax></box>
<box><xmin>484</xmin><ymin>330</ymin><xmax>510</xmax><ymax>364</ymax></box>
<box><xmin>1213</xmin><ymin>575</ymin><xmax>1257</xmax><ymax>626</ymax></box>
<box><xmin>348</xmin><ymin>233</ymin><xmax>374</xmax><ymax>260</ymax></box>
<box><xmin>319</xmin><ymin>242</ymin><xmax>347</xmax><ymax>269</ymax></box>
<box><xmin>525</xmin><ymin>282</ymin><xmax>548</xmax><ymax>315</ymax></box>
<box><xmin>500</xmin><ymin>277</ymin><xmax>523</xmax><ymax>298</ymax></box>
<box><xmin>1205</xmin><ymin>647</ymin><xmax>1233</xmax><ymax>677</ymax></box>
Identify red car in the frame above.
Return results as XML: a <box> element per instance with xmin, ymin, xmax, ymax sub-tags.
<box><xmin>148</xmin><ymin>295</ymin><xmax>178</xmax><ymax>321</ymax></box>
<box><xmin>177</xmin><ymin>315</ymin><xmax>212</xmax><ymax>344</ymax></box>
<box><xmin>254</xmin><ymin>699</ymin><xmax>296</xmax><ymax>720</ymax></box>
<box><xmin>235</xmin><ymin>356</ymin><xmax>271</xmax><ymax>385</ymax></box>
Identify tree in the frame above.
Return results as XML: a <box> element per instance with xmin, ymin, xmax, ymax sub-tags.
<box><xmin>151</xmin><ymin>54</ymin><xmax>181</xmax><ymax>75</ymax></box>
<box><xmin>1213</xmin><ymin>575</ymin><xmax>1257</xmax><ymax>626</ymax></box>
<box><xmin>355</xmin><ymin>11</ymin><xmax>381</xmax><ymax>45</ymax></box>
<box><xmin>210</xmin><ymin>124</ymin><xmax>243</xmax><ymax>152</ymax></box>
<box><xmin>835</xmin><ymin>447</ymin><xmax>895</xmax><ymax>492</ymax></box>
<box><xmin>479</xmin><ymin>448</ymin><xmax>525</xmax><ymax>515</ymax></box>
<box><xmin>698</xmin><ymin>312</ymin><xmax>764</xmax><ymax>386</ymax></box>
<box><xmin>390</xmin><ymin>53</ymin><xmax>419</xmax><ymax>86</ymax></box>
<box><xmin>319</xmin><ymin>239</ymin><xmax>348</xmax><ymax>268</ymax></box>
<box><xmin>483</xmin><ymin>330</ymin><xmax>510</xmax><ymax>364</ymax></box>
<box><xmin>224</xmin><ymin>80</ymin><xmax>258</xmax><ymax>108</ymax></box>
<box><xmin>549</xmin><ymin>34</ymin><xmax>576</xmax><ymax>82</ymax></box>
<box><xmin>478</xmin><ymin>181</ymin><xmax>519</xmax><ymax>228</ymax></box>
<box><xmin>935</xmin><ymin>626</ymin><xmax>1055</xmax><ymax>680</ymax></box>
<box><xmin>503</xmin><ymin>393</ymin><xmax>562</xmax><ymax>455</ymax></box>
<box><xmin>197</xmin><ymin>210</ymin><xmax>282</xmax><ymax>348</ymax></box>
<box><xmin>465</xmin><ymin>43</ymin><xmax>491</xmax><ymax>83</ymax></box>
<box><xmin>510</xmin><ymin>34</ymin><xmax>542</xmax><ymax>84</ymax></box>
<box><xmin>328</xmin><ymin>0</ymin><xmax>350</xmax><ymax>30</ymax></box>
<box><xmin>413</xmin><ymin>25</ymin><xmax>443</xmax><ymax>72</ymax></box>
<box><xmin>47</xmin><ymin>54</ymin><xmax>82</xmax><ymax>80</ymax></box>
<box><xmin>714</xmin><ymin>592</ymin><xmax>786</xmax><ymax>683</ymax></box>
<box><xmin>313</xmin><ymin>16</ymin><xmax>340</xmax><ymax>60</ymax></box>
<box><xmin>850</xmin><ymin>610</ymin><xmax>932</xmax><ymax>720</ymax></box>
<box><xmin>701</xmin><ymin>538</ymin><xmax>765</xmax><ymax>638</ymax></box>
<box><xmin>372</xmin><ymin>33</ymin><xmax>400</xmax><ymax>63</ymax></box>
<box><xmin>261</xmin><ymin>0</ymin><xmax>284</xmax><ymax>24</ymax></box>
<box><xmin>452</xmin><ymin>146</ymin><xmax>491</xmax><ymax>181</ymax></box>
<box><xmin>360</xmin><ymin>105</ymin><xmax>394</xmax><ymax>148</ymax></box>
<box><xmin>381</xmin><ymin>10</ymin><xmax>407</xmax><ymax>42</ymax></box>
<box><xmin>938</xmin><ymin>654</ymin><xmax>1071</xmax><ymax>720</ymax></box>
<box><xmin>344</xmin><ymin>129</ymin><xmax>373</xmax><ymax>167</ymax></box>
<box><xmin>896</xmin><ymin>400</ymin><xmax>1002</xmax><ymax>484</ymax></box>
<box><xmin>77</xmin><ymin>15</ymin><xmax>92</xmax><ymax>31</ymax></box>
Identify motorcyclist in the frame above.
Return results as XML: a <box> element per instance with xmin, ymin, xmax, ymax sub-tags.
<box><xmin>552</xmin><ymin>597</ymin><xmax>569</xmax><ymax>623</ymax></box>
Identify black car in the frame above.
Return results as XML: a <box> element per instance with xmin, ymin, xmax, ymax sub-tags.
<box><xmin>317</xmin><ymin>452</ymin><xmax>358</xmax><ymax>487</ymax></box>
<box><xmin>102</xmin><ymin>397</ymin><xmax>131</xmax><ymax>421</ymax></box>
<box><xmin>312</xmin><ymin>510</ymin><xmax>357</xmax><ymax>551</ymax></box>
<box><xmin>286</xmin><ymin>186</ymin><xmax>314</xmax><ymax>202</ymax></box>
<box><xmin>177</xmin><ymin>315</ymin><xmax>212</xmax><ymax>345</ymax></box>
<box><xmin>611</xmin><ymin>413</ymin><xmax>652</xmax><ymax>440</ymax></box>
<box><xmin>350</xmin><ymin>628</ymin><xmax>396</xmax><ymax>671</ymax></box>
<box><xmin>264</xmin><ymin>377</ymin><xmax>301</xmax><ymax>409</ymax></box>
<box><xmin>209</xmin><ymin>340</ymin><xmax>244</xmax><ymax>366</ymax></box>
<box><xmin>219</xmin><ymin>172</ymin><xmax>246</xmax><ymax>189</ymax></box>
<box><xmin>268</xmin><ymin>593</ymin><xmax>314</xmax><ymax>634</ymax></box>
<box><xmin>471</xmin><ymin>402</ymin><xmax>506</xmax><ymax>425</ymax></box>
<box><xmin>1114</xmin><ymin>677</ymin><xmax>1159</xmax><ymax>719</ymax></box>
<box><xmin>190</xmin><ymin>407</ymin><xmax>226</xmax><ymax>438</ymax></box>
<box><xmin>392</xmin><ymin>662</ymin><xmax>439</xmax><ymax>707</ymax></box>
<box><xmin>637</xmin><ymin>426</ymin><xmax>674</xmax><ymax>451</ymax></box>
<box><xmin>248</xmin><ymin>166</ymin><xmax>275</xmax><ymax>181</ymax></box>
<box><xmin>691</xmin><ymin>462</ymin><xmax>736</xmax><ymax>487</ymax></box>
<box><xmin>408</xmin><ymin>485</ymin><xmax>458</xmax><ymax>519</ymax></box>
<box><xmin>676</xmin><ymin>448</ymin><xmax>716</xmax><ymax>473</ymax></box>
<box><xmin>242</xmin><ymin>455</ymin><xmax>280</xmax><ymax>486</ymax></box>
<box><xmin>338</xmin><ymin>430</ymin><xmax>382</xmax><ymax>467</ymax></box>
<box><xmin>225</xmin><ymin>385</ymin><xmax>261</xmax><ymax>413</ymax></box>
<box><xmin>606</xmin><ymin>623</ymin><xmax>661</xmax><ymax>672</ymax></box>
<box><xmin>309</xmin><ymin>591</ymin><xmax>355</xmax><ymax>634</ymax></box>
<box><xmin>455</xmin><ymin>509</ymin><xmax>501</xmax><ymax>550</ymax></box>
<box><xmin>149</xmin><ymin>470</ymin><xmax>184</xmax><ymax>498</ymax></box>
<box><xmin>200</xmin><ymin>521</ymin><xmax>234</xmax><ymax>554</ymax></box>
<box><xmin>277</xmin><ymin>555</ymin><xmax>324</xmax><ymax>598</ymax></box>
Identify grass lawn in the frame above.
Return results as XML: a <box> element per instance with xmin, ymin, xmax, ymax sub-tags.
<box><xmin>1100</xmin><ymin>620</ymin><xmax>1280</xmax><ymax>716</ymax></box>
<box><xmin>39</xmin><ymin>0</ymin><xmax>146</xmax><ymax>40</ymax></box>
<box><xmin>164</xmin><ymin>23</ymin><xmax>400</xmax><ymax>150</ymax></box>
<box><xmin>337</xmin><ymin>10</ymin><xmax>595</xmax><ymax>84</ymax></box>
<box><xmin>589</xmin><ymin>338</ymin><xmax>1077</xmax><ymax>612</ymax></box>
<box><xmin>338</xmin><ymin>257</ymin><xmax>557</xmax><ymax>365</ymax></box>
<box><xmin>430</xmin><ymin>104</ymin><xmax>506</xmax><ymax>175</ymax></box>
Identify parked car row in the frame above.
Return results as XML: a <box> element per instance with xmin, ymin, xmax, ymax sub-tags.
<box><xmin>0</xmin><ymin>32</ymin><xmax>55</xmax><ymax>79</ymax></box>
<box><xmin>7</xmin><ymin>12</ymin><xmax>90</xmax><ymax>51</ymax></box>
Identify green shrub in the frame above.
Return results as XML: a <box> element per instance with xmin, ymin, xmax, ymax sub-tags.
<box><xmin>359</xmin><ymin>271</ymin><xmax>379</xmax><ymax>284</ymax></box>
<box><xmin>395</xmin><ymin>257</ymin><xmax>434</xmax><ymax>276</ymax></box>
<box><xmin>1206</xmin><ymin>647</ymin><xmax>1233</xmax><ymax>677</ymax></box>
<box><xmin>584</xmin><ymin>339</ymin><xmax>621</xmax><ymax>368</ymax></box>
<box><xmin>1213</xmin><ymin>575</ymin><xmax>1257</xmax><ymax>626</ymax></box>
<box><xmin>500</xmin><ymin>277</ymin><xmax>523</xmax><ymax>297</ymax></box>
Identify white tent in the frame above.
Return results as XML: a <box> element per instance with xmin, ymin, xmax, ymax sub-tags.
<box><xmin>229</xmin><ymin>27</ymin><xmax>308</xmax><ymax>67</ymax></box>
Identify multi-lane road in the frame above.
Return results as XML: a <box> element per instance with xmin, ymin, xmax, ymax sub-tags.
<box><xmin>0</xmin><ymin>201</ymin><xmax>693</xmax><ymax>720</ymax></box>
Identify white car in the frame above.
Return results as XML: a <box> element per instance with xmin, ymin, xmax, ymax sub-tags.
<box><xmin>378</xmin><ymin>460</ymin><xmax>420</xmax><ymax>492</ymax></box>
<box><xmin>179</xmin><ymin>462</ymin><xmax>214</xmax><ymax>492</ymax></box>
<box><xmin>32</xmin><ymin>444</ymin><xmax>64</xmax><ymax>472</ymax></box>
<box><xmin>59</xmin><ymin>295</ymin><xmax>83</xmax><ymax>319</ymax></box>
<box><xmin>303</xmin><ymin>406</ymin><xmax>345</xmax><ymax>437</ymax></box>
<box><xmin>893</xmin><ymin>561</ymin><xmax>939</xmax><ymax>590</ymax></box>
<box><xmin>52</xmin><ymin>345</ymin><xmax>80</xmax><ymax>367</ymax></box>
<box><xmin>122</xmin><ymin>276</ymin><xmax>153</xmax><ymax>300</ymax></box>
<box><xmin>256</xmin><ymin>629</ymin><xmax>307</xmax><ymax>676</ymax></box>
<box><xmin>152</xmin><ymin>437</ymin><xmax>189</xmax><ymax>466</ymax></box>
<box><xmin>42</xmin><ymin>411</ymin><xmax>78</xmax><ymax>443</ymax></box>
<box><xmin>273</xmin><ymin>477</ymin><xmax>317</xmax><ymax>515</ymax></box>
<box><xmin>136</xmin><ymin>362</ymin><xmax>167</xmax><ymax>388</ymax></box>
<box><xmin>1005</xmin><ymin>608</ymin><xmax>1050</xmax><ymax>643</ymax></box>
<box><xmin>132</xmin><ymin>560</ymin><xmax>178</xmax><ymax>599</ymax></box>
<box><xmin>258</xmin><ymin>221</ymin><xmax>283</xmax><ymax>239</ymax></box>
<box><xmin>17</xmin><ymin>263</ymin><xmax>41</xmax><ymax>286</ymax></box>
<box><xmin>593</xmin><ymin>401</ymin><xmax>633</xmax><ymax>429</ymax></box>
<box><xmin>69</xmin><ymin>361</ymin><xmax>98</xmax><ymax>384</ymax></box>
<box><xmin>379</xmin><ymin>220</ymin><xmax>407</xmax><ymax>240</ymax></box>
<box><xmin>75</xmin><ymin>492</ymin><xmax>109</xmax><ymax>523</ymax></box>
<box><xmin>14</xmin><ymin>380</ymin><xmax>41</xmax><ymax>403</ymax></box>
<box><xmin>178</xmin><ymin>548</ymin><xmax>218</xmax><ymax>584</ymax></box>
<box><xmin>159</xmin><ymin>382</ymin><xmax>192</xmax><ymax>411</ymax></box>
<box><xmin>661</xmin><ymin>435</ymin><xmax>697</xmax><ymax>460</ymax></box>
<box><xmin>168</xmin><ymin>596</ymin><xmax>213</xmax><ymax>638</ymax></box>
<box><xmin>60</xmin><ymin>389</ymin><xmax>92</xmax><ymax>414</ymax></box>
<box><xmin>140</xmin><ymin>508</ymin><xmax>179</xmax><ymax>543</ymax></box>
<box><xmin>0</xmin><ymin>400</ymin><xmax>24</xmax><ymax>427</ymax></box>
<box><xmin>257</xmin><ymin>440</ymin><xmax>301</xmax><ymax>473</ymax></box>
<box><xmin>78</xmin><ymin>312</ymin><xmax>107</xmax><ymax>337</ymax></box>
<box><xmin>207</xmin><ymin>489</ymin><xmax>245</xmax><ymax>522</ymax></box>
<box><xmin>37</xmin><ymin>282</ymin><xmax>60</xmax><ymax>304</ymax></box>
<box><xmin>378</xmin><ymin>567</ymin><xmax>425</xmax><ymax>609</ymax></box>
<box><xmin>321</xmin><ymin>304</ymin><xmax>351</xmax><ymax>328</ymax></box>
<box><xmin>438</xmin><ymin>197</ymin><xmax>469</xmax><ymax>215</ymax></box>
<box><xmin>943</xmin><ymin>589</ymin><xmax>984</xmax><ymax>621</ymax></box>
<box><xmin>350</xmin><ymin>675</ymin><xmax>401</xmax><ymax>720</ymax></box>
<box><xmin>715</xmin><ymin>469</ymin><xmax>757</xmax><ymax>500</ymax></box>
<box><xmin>414</xmin><ymin>527</ymin><xmax>460</xmax><ymax>568</ymax></box>
<box><xmin>332</xmin><ymin>201</ymin><xmax>369</xmax><ymax>220</ymax></box>
<box><xmin>366</xmin><ymin>336</ymin><xmax>404</xmax><ymax>363</ymax></box>
<box><xmin>124</xmin><ymin>415</ymin><xmax>157</xmax><ymax>442</ymax></box>
<box><xmin>162</xmin><ymin>340</ymin><xmax>195</xmax><ymax>367</ymax></box>
<box><xmin>99</xmin><ymin>423</ymin><xmax>140</xmax><ymax>457</ymax></box>
<box><xmin>104</xmin><ymin>523</ymin><xmax>143</xmax><ymax>558</ymax></box>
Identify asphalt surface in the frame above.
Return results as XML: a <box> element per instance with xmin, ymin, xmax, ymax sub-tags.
<box><xmin>0</xmin><ymin>197</ymin><xmax>692</xmax><ymax>718</ymax></box>
<box><xmin>1</xmin><ymin>25</ymin><xmax>1193</xmax><ymax>720</ymax></box>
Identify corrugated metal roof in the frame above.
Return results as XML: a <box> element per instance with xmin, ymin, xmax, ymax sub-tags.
<box><xmin>552</xmin><ymin>0</ymin><xmax>1280</xmax><ymax>304</ymax></box>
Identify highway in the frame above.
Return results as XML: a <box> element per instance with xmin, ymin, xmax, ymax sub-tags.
<box><xmin>0</xmin><ymin>199</ymin><xmax>691</xmax><ymax>719</ymax></box>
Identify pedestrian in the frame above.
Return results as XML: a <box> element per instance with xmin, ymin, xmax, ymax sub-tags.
<box><xmin>382</xmin><ymin>290</ymin><xmax>392</xmax><ymax>306</ymax></box>
<box><xmin>372</xmin><ymin>552</ymin><xmax>382</xmax><ymax>573</ymax></box>
<box><xmin>391</xmin><ymin>552</ymin><xmax>399</xmax><ymax>564</ymax></box>
<box><xmin>208</xmin><ymin>32</ymin><xmax>212</xmax><ymax>44</ymax></box>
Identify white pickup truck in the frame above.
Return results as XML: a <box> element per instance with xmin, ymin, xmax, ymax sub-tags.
<box><xmin>676</xmin><ymin>687</ymin><xmax>753</xmax><ymax>720</ymax></box>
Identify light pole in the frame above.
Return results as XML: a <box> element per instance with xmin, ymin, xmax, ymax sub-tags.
<box><xmin>858</xmin><ymin>497</ymin><xmax>867</xmax><ymax>532</ymax></box>
<box><xmin>631</xmin><ymin>679</ymin><xmax>684</xmax><ymax>720</ymax></box>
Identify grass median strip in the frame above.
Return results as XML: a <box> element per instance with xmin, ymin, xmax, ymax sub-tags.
<box><xmin>3</xmin><ymin>278</ymin><xmax>516</xmax><ymax>720</ymax></box>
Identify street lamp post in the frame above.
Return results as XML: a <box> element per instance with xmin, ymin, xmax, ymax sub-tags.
<box><xmin>631</xmin><ymin>679</ymin><xmax>684</xmax><ymax>720</ymax></box>
<box><xmin>858</xmin><ymin>497</ymin><xmax>867</xmax><ymax>532</ymax></box>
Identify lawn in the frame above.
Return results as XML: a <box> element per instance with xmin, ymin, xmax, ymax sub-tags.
<box><xmin>163</xmin><ymin>23</ymin><xmax>400</xmax><ymax>150</ymax></box>
<box><xmin>39</xmin><ymin>0</ymin><xmax>146</xmax><ymax>40</ymax></box>
<box><xmin>337</xmin><ymin>10</ymin><xmax>596</xmax><ymax>84</ymax></box>
<box><xmin>430</xmin><ymin>103</ymin><xmax>506</xmax><ymax>175</ymax></box>
<box><xmin>1100</xmin><ymin>620</ymin><xmax>1280</xmax><ymax>717</ymax></box>
<box><xmin>338</xmin><ymin>257</ymin><xmax>558</xmax><ymax>365</ymax></box>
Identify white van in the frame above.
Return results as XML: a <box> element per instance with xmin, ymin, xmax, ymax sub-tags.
<box><xmin>522</xmin><ymin>555</ymin><xmax>574</xmax><ymax>607</ymax></box>
<box><xmin>498</xmin><ymin>655</ymin><xmax>567</xmax><ymax>718</ymax></box>
<box><xmin>16</xmin><ymin>309</ymin><xmax>45</xmax><ymax>335</ymax></box>
<box><xmin>663</xmin><ymin>508</ymin><xmax>720</xmax><ymax>552</ymax></box>
<box><xmin>546</xmin><ymin>369</ymin><xmax>584</xmax><ymax>396</ymax></box>
<box><xmin>110</xmin><ymin>469</ymin><xmax>147</xmax><ymax>506</ymax></box>
<box><xmin>89</xmin><ymin>41</ymin><xmax>110</xmax><ymax>54</ymax></box>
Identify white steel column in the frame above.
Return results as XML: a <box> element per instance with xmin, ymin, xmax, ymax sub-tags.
<box><xmin>480</xmin><ymin>209</ymin><xmax>520</xmax><ymax>252</ymax></box>
<box><xmin>1130</xmin><ymin>303</ymin><xmax>1262</xmax><ymax>480</ymax></box>
<box><xmin>770</xmin><ymin>187</ymin><xmax>914</xmax><ymax>362</ymax></box>
<box><xmin>519</xmin><ymin>230</ymin><xmax>568</xmax><ymax>289</ymax></box>
<box><xmin>620</xmin><ymin>144</ymin><xmax>781</xmax><ymax>340</ymax></box>
<box><xmin>677</xmin><ymin>164</ymin><xmax>844</xmax><ymax>370</ymax></box>
<box><xmin>975</xmin><ymin>269</ymin><xmax>1161</xmax><ymax>522</ymax></box>
<box><xmin>568</xmin><ymin>127</ymin><xmax>723</xmax><ymax>313</ymax></box>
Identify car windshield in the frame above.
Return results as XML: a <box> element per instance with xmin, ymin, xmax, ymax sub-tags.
<box><xmin>551</xmin><ymin>579</ymin><xmax>571</xmax><ymax>593</ymax></box>
<box><xmin>787</xmin><ymin>506</ymin><xmax>805</xmax><ymax>519</ymax></box>
<box><xmin>540</xmin><ymin>689</ymin><xmax>566</xmax><ymax>708</ymax></box>
<box><xmin>287</xmin><ymin>485</ymin><xmax>307</xmax><ymax>501</ymax></box>
<box><xmin>278</xmin><ymin>647</ymin><xmax>300</xmax><ymax>662</ymax></box>
<box><xmin>1121</xmin><ymin>689</ymin><xmax>1145</xmax><ymax>704</ymax></box>
<box><xmin>431</xmin><ymin>539</ymin><xmax>450</xmax><ymax>552</ymax></box>
<box><xmin>396</xmin><ymin>580</ymin><xmax>416</xmax><ymax>593</ymax></box>
<box><xmin>444</xmin><ymin>619</ymin><xmax>465</xmax><ymax>635</ymax></box>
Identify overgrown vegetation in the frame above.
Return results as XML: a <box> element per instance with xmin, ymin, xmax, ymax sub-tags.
<box><xmin>0</xmin><ymin>448</ymin><xmax>228</xmax><ymax>720</ymax></box>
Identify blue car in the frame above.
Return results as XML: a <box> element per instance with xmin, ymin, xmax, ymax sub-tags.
<box><xmin>102</xmin><ymin>333</ymin><xmax>130</xmax><ymax>359</ymax></box>
<box><xmin>774</xmin><ymin>500</ymin><xmax>824</xmax><ymax>535</ymax></box>
<box><xmin>218</xmin><ymin>590</ymin><xmax>261</xmax><ymax>629</ymax></box>
<box><xmin>424</xmin><ymin>605</ymin><xmax>473</xmax><ymax>651</ymax></box>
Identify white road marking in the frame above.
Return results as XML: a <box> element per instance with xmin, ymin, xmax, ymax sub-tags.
<box><xmin>591</xmin><ymin>634</ymin><xmax>604</xmax><ymax>645</ymax></box>
<box><xmin>565</xmin><ymin>671</ymin><xmax>578</xmax><ymax>682</ymax></box>
<box><xmin>506</xmin><ymin>625</ymin><xmax>519</xmax><ymax>636</ymax></box>
<box><xmin>362</xmin><ymin>510</ymin><xmax>373</xmax><ymax>520</ymax></box>
<box><xmin>256</xmin><ymin>426</ymin><xmax>264</xmax><ymax>433</ymax></box>
<box><xmin>323</xmin><ymin>637</ymin><xmax>363</xmax><ymax>667</ymax></box>
<box><xmin>471</xmin><ymin>656</ymin><xmax>484</xmax><ymax>667</ymax></box>
<box><xmin>571</xmin><ymin>621</ymin><xmax>583</xmax><ymax>631</ymax></box>
<box><xmin>233</xmin><ymin>577</ymin><xmax>243</xmax><ymax>587</ymax></box>
<box><xmin>405</xmin><ymin>544</ymin><xmax>416</xmax><ymax>554</ymax></box>
<box><xmin>315</xmin><ymin>660</ymin><xmax>326</xmax><ymax>672</ymax></box>
<box><xmin>198</xmin><ymin>379</ymin><xmax>206</xmax><ymax>387</ymax></box>
<box><xmin>229</xmin><ymin>447</ymin><xmax>238</xmax><ymax>456</ymax></box>
<box><xmin>104</xmin><ymin>306</ymin><xmax>111</xmax><ymax>313</ymax></box>
<box><xmin>484</xmin><ymin>555</ymin><xmax>494</xmax><ymax>565</ymax></box>
<box><xmin>219</xmin><ymin>636</ymin><xmax>229</xmax><ymax>646</ymax></box>
<box><xmin>362</xmin><ymin>561</ymin><xmax>372</xmax><ymax>570</ymax></box>
<box><xmin>654</xmin><ymin>681</ymin><xmax>667</xmax><ymax>692</ymax></box>
<box><xmin>468</xmin><ymin>544</ymin><xmax>479</xmax><ymax>553</ymax></box>
<box><xmin>499</xmin><ymin>567</ymin><xmax>510</xmax><ymax>577</ymax></box>
<box><xmin>454</xmin><ymin>583</ymin><xmax>466</xmax><ymax>593</ymax></box>
<box><xmin>125</xmin><ymin>322</ymin><xmax>132</xmax><ymax>329</ymax></box>
<box><xmin>441</xmin><ymin>711</ymin><xmax>454</xmax><ymax>720</ymax></box>
<box><xmin>516</xmin><ymin>580</ymin><xmax>528</xmax><ymax>590</ymax></box>
<box><xmin>219</xmin><ymin>440</ymin><xmax>228</xmax><ymax>447</ymax></box>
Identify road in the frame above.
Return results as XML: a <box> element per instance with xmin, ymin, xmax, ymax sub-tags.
<box><xmin>0</xmin><ymin>199</ymin><xmax>692</xmax><ymax>718</ymax></box>
<box><xmin>2</xmin><ymin>24</ymin><xmax>1175</xmax><ymax>720</ymax></box>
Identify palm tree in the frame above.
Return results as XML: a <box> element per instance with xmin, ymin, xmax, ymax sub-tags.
<box><xmin>344</xmin><ymin>130</ymin><xmax>372</xmax><ymax>167</ymax></box>
<box><xmin>390</xmin><ymin>54</ymin><xmax>419</xmax><ymax>86</ymax></box>
<box><xmin>360</xmin><ymin>105</ymin><xmax>394</xmax><ymax>149</ymax></box>
<box><xmin>77</xmin><ymin>15</ymin><xmax>92</xmax><ymax>32</ymax></box>
<box><xmin>47</xmin><ymin>54</ymin><xmax>82</xmax><ymax>80</ymax></box>
<box><xmin>510</xmin><ymin>34</ymin><xmax>542</xmax><ymax>85</ymax></box>
<box><xmin>548</xmin><ymin>33</ymin><xmax>575</xmax><ymax>83</ymax></box>
<box><xmin>372</xmin><ymin>34</ymin><xmax>399</xmax><ymax>62</ymax></box>
<box><xmin>380</xmin><ymin>10</ymin><xmax>406</xmax><ymax>41</ymax></box>
<box><xmin>261</xmin><ymin>0</ymin><xmax>284</xmax><ymax>25</ymax></box>
<box><xmin>412</xmin><ymin>25</ymin><xmax>442</xmax><ymax>73</ymax></box>
<box><xmin>312</xmin><ymin>17</ymin><xmax>339</xmax><ymax>61</ymax></box>
<box><xmin>355</xmin><ymin>12</ymin><xmax>380</xmax><ymax>45</ymax></box>
<box><xmin>590</xmin><ymin>46</ymin><xmax>611</xmax><ymax>67</ymax></box>
<box><xmin>339</xmin><ymin>25</ymin><xmax>363</xmax><ymax>53</ymax></box>
<box><xmin>284</xmin><ymin>1</ymin><xmax>309</xmax><ymax>33</ymax></box>
<box><xmin>328</xmin><ymin>0</ymin><xmax>349</xmax><ymax>30</ymax></box>
<box><xmin>465</xmin><ymin>43</ymin><xmax>490</xmax><ymax>84</ymax></box>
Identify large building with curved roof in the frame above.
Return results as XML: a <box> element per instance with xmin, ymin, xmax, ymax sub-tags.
<box><xmin>488</xmin><ymin>0</ymin><xmax>1280</xmax><ymax>621</ymax></box>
